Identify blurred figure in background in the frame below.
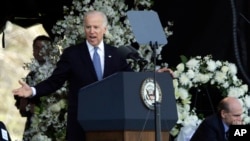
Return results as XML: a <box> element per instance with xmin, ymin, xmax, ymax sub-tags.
<box><xmin>14</xmin><ymin>35</ymin><xmax>52</xmax><ymax>130</ymax></box>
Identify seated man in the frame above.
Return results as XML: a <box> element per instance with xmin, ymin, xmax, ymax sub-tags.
<box><xmin>190</xmin><ymin>96</ymin><xmax>243</xmax><ymax>141</ymax></box>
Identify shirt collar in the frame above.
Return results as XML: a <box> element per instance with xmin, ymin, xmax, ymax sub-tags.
<box><xmin>86</xmin><ymin>40</ymin><xmax>104</xmax><ymax>52</ymax></box>
<box><xmin>222</xmin><ymin>120</ymin><xmax>229</xmax><ymax>132</ymax></box>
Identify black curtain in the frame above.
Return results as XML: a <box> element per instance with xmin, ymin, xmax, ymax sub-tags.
<box><xmin>153</xmin><ymin>0</ymin><xmax>250</xmax><ymax>119</ymax></box>
<box><xmin>153</xmin><ymin>0</ymin><xmax>250</xmax><ymax>86</ymax></box>
<box><xmin>0</xmin><ymin>0</ymin><xmax>71</xmax><ymax>39</ymax></box>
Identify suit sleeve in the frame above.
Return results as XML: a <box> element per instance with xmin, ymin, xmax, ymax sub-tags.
<box><xmin>34</xmin><ymin>48</ymin><xmax>71</xmax><ymax>96</ymax></box>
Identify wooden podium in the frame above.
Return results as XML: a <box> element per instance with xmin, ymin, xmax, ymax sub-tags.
<box><xmin>86</xmin><ymin>131</ymin><xmax>169</xmax><ymax>141</ymax></box>
<box><xmin>78</xmin><ymin>72</ymin><xmax>177</xmax><ymax>141</ymax></box>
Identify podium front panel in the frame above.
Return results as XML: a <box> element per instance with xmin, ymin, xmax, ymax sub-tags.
<box><xmin>78</xmin><ymin>72</ymin><xmax>177</xmax><ymax>131</ymax></box>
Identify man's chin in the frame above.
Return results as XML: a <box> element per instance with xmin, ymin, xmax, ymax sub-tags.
<box><xmin>88</xmin><ymin>39</ymin><xmax>99</xmax><ymax>46</ymax></box>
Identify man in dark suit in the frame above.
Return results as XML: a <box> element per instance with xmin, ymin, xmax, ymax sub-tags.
<box><xmin>190</xmin><ymin>96</ymin><xmax>243</xmax><ymax>141</ymax></box>
<box><xmin>12</xmin><ymin>10</ymin><xmax>133</xmax><ymax>141</ymax></box>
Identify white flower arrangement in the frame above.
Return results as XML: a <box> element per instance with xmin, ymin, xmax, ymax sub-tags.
<box><xmin>170</xmin><ymin>55</ymin><xmax>250</xmax><ymax>139</ymax></box>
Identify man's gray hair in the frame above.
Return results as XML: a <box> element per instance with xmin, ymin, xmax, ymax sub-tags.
<box><xmin>83</xmin><ymin>10</ymin><xmax>108</xmax><ymax>27</ymax></box>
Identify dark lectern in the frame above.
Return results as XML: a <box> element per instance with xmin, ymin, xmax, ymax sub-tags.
<box><xmin>78</xmin><ymin>72</ymin><xmax>178</xmax><ymax>141</ymax></box>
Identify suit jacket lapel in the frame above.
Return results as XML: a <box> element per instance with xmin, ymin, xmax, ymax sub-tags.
<box><xmin>103</xmin><ymin>44</ymin><xmax>113</xmax><ymax>77</ymax></box>
<box><xmin>79</xmin><ymin>42</ymin><xmax>98</xmax><ymax>79</ymax></box>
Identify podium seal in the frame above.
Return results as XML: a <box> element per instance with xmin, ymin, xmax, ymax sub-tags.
<box><xmin>140</xmin><ymin>77</ymin><xmax>162</xmax><ymax>110</ymax></box>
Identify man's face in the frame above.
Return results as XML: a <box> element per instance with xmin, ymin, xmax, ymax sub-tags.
<box><xmin>84</xmin><ymin>13</ymin><xmax>107</xmax><ymax>47</ymax></box>
<box><xmin>221</xmin><ymin>104</ymin><xmax>243</xmax><ymax>125</ymax></box>
<box><xmin>33</xmin><ymin>40</ymin><xmax>46</xmax><ymax>62</ymax></box>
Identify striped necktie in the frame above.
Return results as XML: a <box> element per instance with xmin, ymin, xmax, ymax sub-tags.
<box><xmin>93</xmin><ymin>47</ymin><xmax>102</xmax><ymax>80</ymax></box>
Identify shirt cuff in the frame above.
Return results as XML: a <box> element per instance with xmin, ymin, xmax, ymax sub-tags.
<box><xmin>31</xmin><ymin>87</ymin><xmax>36</xmax><ymax>97</ymax></box>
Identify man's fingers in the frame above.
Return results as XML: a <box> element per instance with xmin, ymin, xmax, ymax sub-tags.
<box><xmin>232</xmin><ymin>120</ymin><xmax>243</xmax><ymax>125</ymax></box>
<box><xmin>13</xmin><ymin>80</ymin><xmax>29</xmax><ymax>97</ymax></box>
<box><xmin>12</xmin><ymin>88</ymin><xmax>21</xmax><ymax>96</ymax></box>
<box><xmin>18</xmin><ymin>80</ymin><xmax>26</xmax><ymax>86</ymax></box>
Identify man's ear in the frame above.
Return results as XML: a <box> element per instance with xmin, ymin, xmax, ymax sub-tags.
<box><xmin>221</xmin><ymin>110</ymin><xmax>226</xmax><ymax>118</ymax></box>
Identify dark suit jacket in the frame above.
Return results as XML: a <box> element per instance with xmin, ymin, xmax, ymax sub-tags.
<box><xmin>190</xmin><ymin>113</ymin><xmax>227</xmax><ymax>141</ymax></box>
<box><xmin>0</xmin><ymin>121</ymin><xmax>11</xmax><ymax>141</ymax></box>
<box><xmin>34</xmin><ymin>41</ymin><xmax>132</xmax><ymax>141</ymax></box>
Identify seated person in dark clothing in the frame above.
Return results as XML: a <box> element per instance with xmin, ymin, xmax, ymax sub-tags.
<box><xmin>190</xmin><ymin>96</ymin><xmax>243</xmax><ymax>141</ymax></box>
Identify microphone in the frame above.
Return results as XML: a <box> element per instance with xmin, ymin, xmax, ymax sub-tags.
<box><xmin>117</xmin><ymin>45</ymin><xmax>148</xmax><ymax>65</ymax></box>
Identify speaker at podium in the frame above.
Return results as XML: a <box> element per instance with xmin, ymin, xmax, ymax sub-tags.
<box><xmin>78</xmin><ymin>72</ymin><xmax>178</xmax><ymax>141</ymax></box>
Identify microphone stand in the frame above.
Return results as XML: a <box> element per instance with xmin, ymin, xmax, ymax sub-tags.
<box><xmin>150</xmin><ymin>41</ymin><xmax>162</xmax><ymax>141</ymax></box>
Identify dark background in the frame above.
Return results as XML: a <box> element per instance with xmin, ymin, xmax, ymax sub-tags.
<box><xmin>0</xmin><ymin>0</ymin><xmax>72</xmax><ymax>37</ymax></box>
<box><xmin>1</xmin><ymin>0</ymin><xmax>250</xmax><ymax>116</ymax></box>
<box><xmin>152</xmin><ymin>0</ymin><xmax>250</xmax><ymax>116</ymax></box>
<box><xmin>153</xmin><ymin>0</ymin><xmax>250</xmax><ymax>84</ymax></box>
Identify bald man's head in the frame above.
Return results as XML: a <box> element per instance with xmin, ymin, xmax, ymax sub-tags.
<box><xmin>218</xmin><ymin>97</ymin><xmax>243</xmax><ymax>126</ymax></box>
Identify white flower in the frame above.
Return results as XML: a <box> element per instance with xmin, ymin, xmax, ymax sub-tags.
<box><xmin>214</xmin><ymin>71</ymin><xmax>227</xmax><ymax>84</ymax></box>
<box><xmin>186</xmin><ymin>58</ymin><xmax>200</xmax><ymax>70</ymax></box>
<box><xmin>241</xmin><ymin>84</ymin><xmax>248</xmax><ymax>92</ymax></box>
<box><xmin>227</xmin><ymin>87</ymin><xmax>245</xmax><ymax>98</ymax></box>
<box><xmin>170</xmin><ymin>127</ymin><xmax>179</xmax><ymax>137</ymax></box>
<box><xmin>228</xmin><ymin>63</ymin><xmax>237</xmax><ymax>75</ymax></box>
<box><xmin>222</xmin><ymin>82</ymin><xmax>230</xmax><ymax>88</ymax></box>
<box><xmin>186</xmin><ymin>70</ymin><xmax>195</xmax><ymax>79</ymax></box>
<box><xmin>215</xmin><ymin>60</ymin><xmax>222</xmax><ymax>66</ymax></box>
<box><xmin>244</xmin><ymin>95</ymin><xmax>250</xmax><ymax>108</ymax></box>
<box><xmin>174</xmin><ymin>63</ymin><xmax>185</xmax><ymax>77</ymax></box>
<box><xmin>173</xmin><ymin>79</ymin><xmax>179</xmax><ymax>89</ymax></box>
<box><xmin>175</xmin><ymin>125</ymin><xmax>198</xmax><ymax>141</ymax></box>
<box><xmin>243</xmin><ymin>116</ymin><xmax>250</xmax><ymax>124</ymax></box>
<box><xmin>179</xmin><ymin>73</ymin><xmax>192</xmax><ymax>87</ymax></box>
<box><xmin>182</xmin><ymin>115</ymin><xmax>200</xmax><ymax>127</ymax></box>
<box><xmin>176</xmin><ymin>88</ymin><xmax>189</xmax><ymax>100</ymax></box>
<box><xmin>176</xmin><ymin>63</ymin><xmax>185</xmax><ymax>72</ymax></box>
<box><xmin>193</xmin><ymin>73</ymin><xmax>210</xmax><ymax>84</ymax></box>
<box><xmin>206</xmin><ymin>60</ymin><xmax>217</xmax><ymax>72</ymax></box>
<box><xmin>31</xmin><ymin>133</ymin><xmax>52</xmax><ymax>141</ymax></box>
<box><xmin>171</xmin><ymin>55</ymin><xmax>250</xmax><ymax>139</ymax></box>
<box><xmin>49</xmin><ymin>102</ymin><xmax>61</xmax><ymax>113</ymax></box>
